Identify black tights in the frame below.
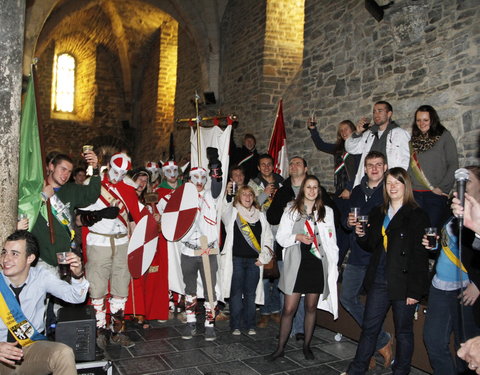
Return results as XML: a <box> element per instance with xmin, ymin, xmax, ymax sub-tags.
<box><xmin>269</xmin><ymin>292</ymin><xmax>320</xmax><ymax>359</ymax></box>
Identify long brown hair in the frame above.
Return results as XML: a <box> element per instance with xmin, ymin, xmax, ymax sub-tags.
<box><xmin>382</xmin><ymin>167</ymin><xmax>418</xmax><ymax>213</ymax></box>
<box><xmin>290</xmin><ymin>175</ymin><xmax>326</xmax><ymax>222</ymax></box>
<box><xmin>233</xmin><ymin>185</ymin><xmax>260</xmax><ymax>210</ymax></box>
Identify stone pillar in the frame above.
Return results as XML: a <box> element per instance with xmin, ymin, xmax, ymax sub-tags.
<box><xmin>0</xmin><ymin>0</ymin><xmax>26</xmax><ymax>241</ymax></box>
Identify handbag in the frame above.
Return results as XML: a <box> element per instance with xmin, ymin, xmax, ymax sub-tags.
<box><xmin>262</xmin><ymin>245</ymin><xmax>280</xmax><ymax>279</ymax></box>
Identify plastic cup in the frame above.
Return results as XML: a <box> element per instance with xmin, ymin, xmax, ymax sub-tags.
<box><xmin>425</xmin><ymin>227</ymin><xmax>438</xmax><ymax>248</ymax></box>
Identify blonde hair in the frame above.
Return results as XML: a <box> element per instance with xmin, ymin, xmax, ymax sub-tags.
<box><xmin>233</xmin><ymin>185</ymin><xmax>260</xmax><ymax>210</ymax></box>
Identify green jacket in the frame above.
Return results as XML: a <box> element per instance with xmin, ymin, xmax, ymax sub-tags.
<box><xmin>32</xmin><ymin>176</ymin><xmax>101</xmax><ymax>266</ymax></box>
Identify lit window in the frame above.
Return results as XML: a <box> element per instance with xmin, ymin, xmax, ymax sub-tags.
<box><xmin>52</xmin><ymin>53</ymin><xmax>75</xmax><ymax>112</ymax></box>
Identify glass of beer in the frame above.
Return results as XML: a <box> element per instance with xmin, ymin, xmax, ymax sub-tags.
<box><xmin>82</xmin><ymin>145</ymin><xmax>94</xmax><ymax>155</ymax></box>
<box><xmin>351</xmin><ymin>207</ymin><xmax>360</xmax><ymax>222</ymax></box>
<box><xmin>56</xmin><ymin>252</ymin><xmax>70</xmax><ymax>278</ymax></box>
<box><xmin>358</xmin><ymin>215</ymin><xmax>369</xmax><ymax>233</ymax></box>
<box><xmin>425</xmin><ymin>227</ymin><xmax>438</xmax><ymax>248</ymax></box>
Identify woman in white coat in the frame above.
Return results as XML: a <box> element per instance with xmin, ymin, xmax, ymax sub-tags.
<box><xmin>266</xmin><ymin>175</ymin><xmax>339</xmax><ymax>361</ymax></box>
<box><xmin>220</xmin><ymin>185</ymin><xmax>273</xmax><ymax>335</ymax></box>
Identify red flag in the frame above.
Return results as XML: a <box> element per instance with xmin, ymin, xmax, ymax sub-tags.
<box><xmin>268</xmin><ymin>99</ymin><xmax>289</xmax><ymax>178</ymax></box>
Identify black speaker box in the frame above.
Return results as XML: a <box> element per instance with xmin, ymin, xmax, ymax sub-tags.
<box><xmin>55</xmin><ymin>305</ymin><xmax>96</xmax><ymax>361</ymax></box>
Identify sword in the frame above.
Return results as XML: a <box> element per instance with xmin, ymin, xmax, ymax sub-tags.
<box><xmin>199</xmin><ymin>235</ymin><xmax>215</xmax><ymax>309</ymax></box>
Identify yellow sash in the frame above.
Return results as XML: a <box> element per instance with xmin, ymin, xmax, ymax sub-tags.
<box><xmin>237</xmin><ymin>215</ymin><xmax>261</xmax><ymax>252</ymax></box>
<box><xmin>442</xmin><ymin>243</ymin><xmax>467</xmax><ymax>273</ymax></box>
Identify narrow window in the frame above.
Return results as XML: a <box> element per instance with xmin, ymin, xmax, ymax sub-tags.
<box><xmin>52</xmin><ymin>53</ymin><xmax>75</xmax><ymax>113</ymax></box>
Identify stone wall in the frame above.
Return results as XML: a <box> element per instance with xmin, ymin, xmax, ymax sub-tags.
<box><xmin>293</xmin><ymin>0</ymin><xmax>480</xmax><ymax>191</ymax></box>
<box><xmin>173</xmin><ymin>26</ymin><xmax>205</xmax><ymax>163</ymax></box>
<box><xmin>219</xmin><ymin>0</ymin><xmax>268</xmax><ymax>148</ymax></box>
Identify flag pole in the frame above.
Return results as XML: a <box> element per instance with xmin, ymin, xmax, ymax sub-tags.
<box><xmin>32</xmin><ymin>63</ymin><xmax>55</xmax><ymax>244</ymax></box>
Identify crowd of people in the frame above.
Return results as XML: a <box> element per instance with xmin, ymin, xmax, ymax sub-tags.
<box><xmin>3</xmin><ymin>99</ymin><xmax>479</xmax><ymax>375</ymax></box>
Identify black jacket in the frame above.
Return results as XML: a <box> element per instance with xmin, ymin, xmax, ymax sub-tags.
<box><xmin>358</xmin><ymin>204</ymin><xmax>430</xmax><ymax>301</ymax></box>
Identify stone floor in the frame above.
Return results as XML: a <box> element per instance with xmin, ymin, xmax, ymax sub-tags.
<box><xmin>98</xmin><ymin>315</ymin><xmax>431</xmax><ymax>375</ymax></box>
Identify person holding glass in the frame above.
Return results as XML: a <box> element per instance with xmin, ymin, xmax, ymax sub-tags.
<box><xmin>267</xmin><ymin>175</ymin><xmax>339</xmax><ymax>361</ymax></box>
<box><xmin>408</xmin><ymin>105</ymin><xmax>458</xmax><ymax>227</ymax></box>
<box><xmin>219</xmin><ymin>185</ymin><xmax>273</xmax><ymax>335</ymax></box>
<box><xmin>342</xmin><ymin>168</ymin><xmax>429</xmax><ymax>375</ymax></box>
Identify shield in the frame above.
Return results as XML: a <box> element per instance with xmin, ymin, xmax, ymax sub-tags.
<box><xmin>127</xmin><ymin>209</ymin><xmax>159</xmax><ymax>278</ymax></box>
<box><xmin>161</xmin><ymin>182</ymin><xmax>198</xmax><ymax>241</ymax></box>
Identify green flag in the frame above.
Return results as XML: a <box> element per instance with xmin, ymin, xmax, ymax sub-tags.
<box><xmin>18</xmin><ymin>74</ymin><xmax>43</xmax><ymax>230</ymax></box>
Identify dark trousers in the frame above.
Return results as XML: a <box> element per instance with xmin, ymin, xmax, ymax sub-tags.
<box><xmin>230</xmin><ymin>256</ymin><xmax>260</xmax><ymax>330</ymax></box>
<box><xmin>424</xmin><ymin>284</ymin><xmax>480</xmax><ymax>375</ymax></box>
<box><xmin>348</xmin><ymin>275</ymin><xmax>417</xmax><ymax>375</ymax></box>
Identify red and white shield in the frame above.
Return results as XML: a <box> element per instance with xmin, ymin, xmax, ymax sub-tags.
<box><xmin>127</xmin><ymin>209</ymin><xmax>159</xmax><ymax>278</ymax></box>
<box><xmin>161</xmin><ymin>182</ymin><xmax>198</xmax><ymax>242</ymax></box>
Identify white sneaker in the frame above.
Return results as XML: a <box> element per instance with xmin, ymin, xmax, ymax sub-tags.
<box><xmin>248</xmin><ymin>329</ymin><xmax>256</xmax><ymax>335</ymax></box>
<box><xmin>232</xmin><ymin>329</ymin><xmax>241</xmax><ymax>336</ymax></box>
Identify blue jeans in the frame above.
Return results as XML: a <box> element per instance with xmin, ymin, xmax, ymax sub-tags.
<box><xmin>424</xmin><ymin>285</ymin><xmax>480</xmax><ymax>375</ymax></box>
<box><xmin>340</xmin><ymin>263</ymin><xmax>390</xmax><ymax>351</ymax></box>
<box><xmin>278</xmin><ymin>260</ymin><xmax>305</xmax><ymax>335</ymax></box>
<box><xmin>414</xmin><ymin>191</ymin><xmax>448</xmax><ymax>228</ymax></box>
<box><xmin>348</xmin><ymin>275</ymin><xmax>416</xmax><ymax>375</ymax></box>
<box><xmin>259</xmin><ymin>278</ymin><xmax>281</xmax><ymax>315</ymax></box>
<box><xmin>230</xmin><ymin>256</ymin><xmax>260</xmax><ymax>330</ymax></box>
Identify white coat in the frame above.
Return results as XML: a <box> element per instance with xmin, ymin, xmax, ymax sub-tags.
<box><xmin>276</xmin><ymin>206</ymin><xmax>339</xmax><ymax>319</ymax></box>
<box><xmin>345</xmin><ymin>125</ymin><xmax>411</xmax><ymax>187</ymax></box>
<box><xmin>219</xmin><ymin>203</ymin><xmax>273</xmax><ymax>305</ymax></box>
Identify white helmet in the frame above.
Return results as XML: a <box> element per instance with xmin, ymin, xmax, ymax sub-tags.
<box><xmin>108</xmin><ymin>153</ymin><xmax>131</xmax><ymax>183</ymax></box>
<box><xmin>146</xmin><ymin>161</ymin><xmax>161</xmax><ymax>182</ymax></box>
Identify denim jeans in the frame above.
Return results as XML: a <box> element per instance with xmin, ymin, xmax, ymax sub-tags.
<box><xmin>340</xmin><ymin>263</ymin><xmax>391</xmax><ymax>351</ymax></box>
<box><xmin>259</xmin><ymin>278</ymin><xmax>281</xmax><ymax>315</ymax></box>
<box><xmin>414</xmin><ymin>190</ymin><xmax>449</xmax><ymax>228</ymax></box>
<box><xmin>424</xmin><ymin>284</ymin><xmax>480</xmax><ymax>375</ymax></box>
<box><xmin>348</xmin><ymin>274</ymin><xmax>416</xmax><ymax>375</ymax></box>
<box><xmin>278</xmin><ymin>260</ymin><xmax>305</xmax><ymax>335</ymax></box>
<box><xmin>230</xmin><ymin>256</ymin><xmax>260</xmax><ymax>330</ymax></box>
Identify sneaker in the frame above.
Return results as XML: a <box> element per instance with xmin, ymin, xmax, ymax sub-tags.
<box><xmin>205</xmin><ymin>326</ymin><xmax>216</xmax><ymax>341</ymax></box>
<box><xmin>110</xmin><ymin>332</ymin><xmax>135</xmax><ymax>348</ymax></box>
<box><xmin>232</xmin><ymin>329</ymin><xmax>241</xmax><ymax>336</ymax></box>
<box><xmin>181</xmin><ymin>323</ymin><xmax>196</xmax><ymax>339</ymax></box>
<box><xmin>248</xmin><ymin>329</ymin><xmax>256</xmax><ymax>335</ymax></box>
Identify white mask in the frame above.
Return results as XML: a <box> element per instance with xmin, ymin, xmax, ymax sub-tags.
<box><xmin>163</xmin><ymin>166</ymin><xmax>178</xmax><ymax>180</ymax></box>
<box><xmin>190</xmin><ymin>169</ymin><xmax>207</xmax><ymax>186</ymax></box>
<box><xmin>108</xmin><ymin>167</ymin><xmax>127</xmax><ymax>183</ymax></box>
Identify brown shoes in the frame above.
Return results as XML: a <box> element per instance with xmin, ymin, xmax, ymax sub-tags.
<box><xmin>257</xmin><ymin>314</ymin><xmax>270</xmax><ymax>328</ymax></box>
<box><xmin>378</xmin><ymin>337</ymin><xmax>393</xmax><ymax>368</ymax></box>
<box><xmin>270</xmin><ymin>313</ymin><xmax>281</xmax><ymax>324</ymax></box>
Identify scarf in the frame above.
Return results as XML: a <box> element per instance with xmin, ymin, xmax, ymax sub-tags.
<box><xmin>235</xmin><ymin>204</ymin><xmax>260</xmax><ymax>224</ymax></box>
<box><xmin>410</xmin><ymin>132</ymin><xmax>441</xmax><ymax>152</ymax></box>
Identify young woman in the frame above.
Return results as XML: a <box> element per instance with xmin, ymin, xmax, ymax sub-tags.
<box><xmin>267</xmin><ymin>175</ymin><xmax>339</xmax><ymax>361</ymax></box>
<box><xmin>408</xmin><ymin>105</ymin><xmax>458</xmax><ymax>227</ymax></box>
<box><xmin>343</xmin><ymin>168</ymin><xmax>430</xmax><ymax>375</ymax></box>
<box><xmin>219</xmin><ymin>185</ymin><xmax>273</xmax><ymax>335</ymax></box>
<box><xmin>308</xmin><ymin>120</ymin><xmax>359</xmax><ymax>199</ymax></box>
<box><xmin>308</xmin><ymin>119</ymin><xmax>360</xmax><ymax>265</ymax></box>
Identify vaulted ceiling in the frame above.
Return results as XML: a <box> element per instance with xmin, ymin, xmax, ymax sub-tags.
<box><xmin>24</xmin><ymin>0</ymin><xmax>228</xmax><ymax>94</ymax></box>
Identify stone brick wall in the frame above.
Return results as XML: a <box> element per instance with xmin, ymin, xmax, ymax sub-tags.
<box><xmin>173</xmin><ymin>26</ymin><xmax>204</xmax><ymax>163</ymax></box>
<box><xmin>219</xmin><ymin>0</ymin><xmax>268</xmax><ymax>148</ymax></box>
<box><xmin>294</xmin><ymin>0</ymin><xmax>480</xmax><ymax>191</ymax></box>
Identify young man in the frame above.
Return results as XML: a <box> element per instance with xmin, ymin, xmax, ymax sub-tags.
<box><xmin>345</xmin><ymin>101</ymin><xmax>410</xmax><ymax>188</ymax></box>
<box><xmin>0</xmin><ymin>230</ymin><xmax>88</xmax><ymax>375</ymax></box>
<box><xmin>31</xmin><ymin>152</ymin><xmax>100</xmax><ymax>267</ymax></box>
<box><xmin>82</xmin><ymin>153</ymin><xmax>142</xmax><ymax>348</ymax></box>
<box><xmin>340</xmin><ymin>151</ymin><xmax>392</xmax><ymax>369</ymax></box>
<box><xmin>231</xmin><ymin>134</ymin><xmax>259</xmax><ymax>183</ymax></box>
<box><xmin>248</xmin><ymin>154</ymin><xmax>284</xmax><ymax>212</ymax></box>
<box><xmin>248</xmin><ymin>154</ymin><xmax>283</xmax><ymax>328</ymax></box>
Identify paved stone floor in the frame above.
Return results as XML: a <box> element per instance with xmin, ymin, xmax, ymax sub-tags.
<box><xmin>100</xmin><ymin>315</ymin><xmax>431</xmax><ymax>375</ymax></box>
